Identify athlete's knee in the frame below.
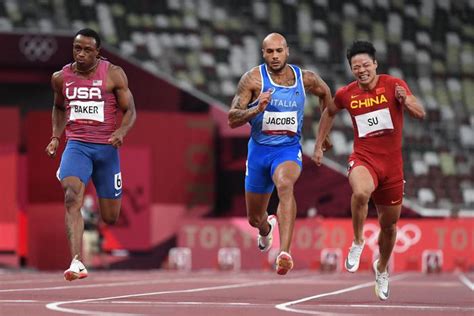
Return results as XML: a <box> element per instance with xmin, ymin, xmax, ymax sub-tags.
<box><xmin>101</xmin><ymin>210</ymin><xmax>120</xmax><ymax>225</ymax></box>
<box><xmin>380</xmin><ymin>222</ymin><xmax>397</xmax><ymax>236</ymax></box>
<box><xmin>248</xmin><ymin>214</ymin><xmax>265</xmax><ymax>229</ymax></box>
<box><xmin>352</xmin><ymin>190</ymin><xmax>371</xmax><ymax>205</ymax></box>
<box><xmin>64</xmin><ymin>186</ymin><xmax>82</xmax><ymax>210</ymax></box>
<box><xmin>275</xmin><ymin>178</ymin><xmax>294</xmax><ymax>197</ymax></box>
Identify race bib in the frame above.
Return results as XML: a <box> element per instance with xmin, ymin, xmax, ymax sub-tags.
<box><xmin>69</xmin><ymin>101</ymin><xmax>105</xmax><ymax>122</ymax></box>
<box><xmin>262</xmin><ymin>111</ymin><xmax>298</xmax><ymax>135</ymax></box>
<box><xmin>354</xmin><ymin>108</ymin><xmax>394</xmax><ymax>138</ymax></box>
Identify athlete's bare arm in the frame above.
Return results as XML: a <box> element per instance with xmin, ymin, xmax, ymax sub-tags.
<box><xmin>395</xmin><ymin>83</ymin><xmax>426</xmax><ymax>119</ymax></box>
<box><xmin>108</xmin><ymin>64</ymin><xmax>137</xmax><ymax>148</ymax></box>
<box><xmin>303</xmin><ymin>70</ymin><xmax>334</xmax><ymax>152</ymax></box>
<box><xmin>228</xmin><ymin>68</ymin><xmax>270</xmax><ymax>129</ymax></box>
<box><xmin>302</xmin><ymin>70</ymin><xmax>333</xmax><ymax>112</ymax></box>
<box><xmin>312</xmin><ymin>101</ymin><xmax>342</xmax><ymax>166</ymax></box>
<box><xmin>45</xmin><ymin>71</ymin><xmax>67</xmax><ymax>158</ymax></box>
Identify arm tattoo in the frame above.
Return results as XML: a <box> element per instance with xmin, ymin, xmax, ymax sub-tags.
<box><xmin>228</xmin><ymin>71</ymin><xmax>260</xmax><ymax>128</ymax></box>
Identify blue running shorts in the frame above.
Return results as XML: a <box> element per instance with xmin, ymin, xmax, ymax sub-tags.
<box><xmin>245</xmin><ymin>138</ymin><xmax>303</xmax><ymax>194</ymax></box>
<box><xmin>58</xmin><ymin>140</ymin><xmax>122</xmax><ymax>199</ymax></box>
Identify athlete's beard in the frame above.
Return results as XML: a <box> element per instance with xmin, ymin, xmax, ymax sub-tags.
<box><xmin>268</xmin><ymin>61</ymin><xmax>287</xmax><ymax>74</ymax></box>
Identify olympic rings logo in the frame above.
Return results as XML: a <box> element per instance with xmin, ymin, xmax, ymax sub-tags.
<box><xmin>363</xmin><ymin>223</ymin><xmax>421</xmax><ymax>253</ymax></box>
<box><xmin>19</xmin><ymin>35</ymin><xmax>58</xmax><ymax>62</ymax></box>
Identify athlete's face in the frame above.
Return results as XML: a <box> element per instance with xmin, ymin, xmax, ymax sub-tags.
<box><xmin>72</xmin><ymin>35</ymin><xmax>99</xmax><ymax>69</ymax></box>
<box><xmin>262</xmin><ymin>40</ymin><xmax>289</xmax><ymax>72</ymax></box>
<box><xmin>350</xmin><ymin>54</ymin><xmax>378</xmax><ymax>88</ymax></box>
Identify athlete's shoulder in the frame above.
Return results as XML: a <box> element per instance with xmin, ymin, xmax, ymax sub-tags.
<box><xmin>300</xmin><ymin>68</ymin><xmax>317</xmax><ymax>81</ymax></box>
<box><xmin>238</xmin><ymin>66</ymin><xmax>261</xmax><ymax>89</ymax></box>
<box><xmin>335</xmin><ymin>81</ymin><xmax>356</xmax><ymax>97</ymax></box>
<box><xmin>248</xmin><ymin>65</ymin><xmax>262</xmax><ymax>77</ymax></box>
<box><xmin>379</xmin><ymin>74</ymin><xmax>401</xmax><ymax>84</ymax></box>
<box><xmin>106</xmin><ymin>61</ymin><xmax>124</xmax><ymax>74</ymax></box>
<box><xmin>51</xmin><ymin>69</ymin><xmax>64</xmax><ymax>87</ymax></box>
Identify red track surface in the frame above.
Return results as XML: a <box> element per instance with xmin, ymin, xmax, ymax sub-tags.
<box><xmin>0</xmin><ymin>269</ymin><xmax>472</xmax><ymax>315</ymax></box>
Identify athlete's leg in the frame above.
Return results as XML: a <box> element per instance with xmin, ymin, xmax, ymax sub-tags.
<box><xmin>272</xmin><ymin>161</ymin><xmax>301</xmax><ymax>253</ymax></box>
<box><xmin>375</xmin><ymin>204</ymin><xmax>401</xmax><ymax>272</ymax></box>
<box><xmin>245</xmin><ymin>192</ymin><xmax>273</xmax><ymax>236</ymax></box>
<box><xmin>348</xmin><ymin>166</ymin><xmax>376</xmax><ymax>244</ymax></box>
<box><xmin>98</xmin><ymin>198</ymin><xmax>121</xmax><ymax>225</ymax></box>
<box><xmin>91</xmin><ymin>144</ymin><xmax>122</xmax><ymax>225</ymax></box>
<box><xmin>62</xmin><ymin>176</ymin><xmax>86</xmax><ymax>259</ymax></box>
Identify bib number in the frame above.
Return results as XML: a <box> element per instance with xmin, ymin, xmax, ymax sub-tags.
<box><xmin>262</xmin><ymin>111</ymin><xmax>298</xmax><ymax>135</ymax></box>
<box><xmin>69</xmin><ymin>101</ymin><xmax>105</xmax><ymax>122</ymax></box>
<box><xmin>355</xmin><ymin>108</ymin><xmax>394</xmax><ymax>138</ymax></box>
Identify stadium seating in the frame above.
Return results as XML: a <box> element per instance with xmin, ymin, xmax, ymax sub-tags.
<box><xmin>0</xmin><ymin>0</ymin><xmax>472</xmax><ymax>214</ymax></box>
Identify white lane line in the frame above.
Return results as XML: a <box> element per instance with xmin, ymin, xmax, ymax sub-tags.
<box><xmin>0</xmin><ymin>300</ymin><xmax>39</xmax><ymax>303</ymax></box>
<box><xmin>275</xmin><ymin>274</ymin><xmax>409</xmax><ymax>315</ymax></box>
<box><xmin>45</xmin><ymin>277</ymin><xmax>312</xmax><ymax>315</ymax></box>
<box><xmin>317</xmin><ymin>304</ymin><xmax>474</xmax><ymax>312</ymax></box>
<box><xmin>458</xmin><ymin>274</ymin><xmax>474</xmax><ymax>291</ymax></box>
<box><xmin>111</xmin><ymin>301</ymin><xmax>253</xmax><ymax>306</ymax></box>
<box><xmin>0</xmin><ymin>276</ymin><xmax>231</xmax><ymax>293</ymax></box>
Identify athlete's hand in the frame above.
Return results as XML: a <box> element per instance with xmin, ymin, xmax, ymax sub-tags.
<box><xmin>312</xmin><ymin>146</ymin><xmax>324</xmax><ymax>166</ymax></box>
<box><xmin>108</xmin><ymin>130</ymin><xmax>125</xmax><ymax>148</ymax></box>
<box><xmin>395</xmin><ymin>83</ymin><xmax>407</xmax><ymax>104</ymax></box>
<box><xmin>257</xmin><ymin>89</ymin><xmax>273</xmax><ymax>113</ymax></box>
<box><xmin>321</xmin><ymin>134</ymin><xmax>333</xmax><ymax>152</ymax></box>
<box><xmin>45</xmin><ymin>138</ymin><xmax>59</xmax><ymax>158</ymax></box>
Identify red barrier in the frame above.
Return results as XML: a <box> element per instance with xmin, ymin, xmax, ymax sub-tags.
<box><xmin>125</xmin><ymin>112</ymin><xmax>215</xmax><ymax>208</ymax></box>
<box><xmin>178</xmin><ymin>218</ymin><xmax>474</xmax><ymax>272</ymax></box>
<box><xmin>25</xmin><ymin>111</ymin><xmax>65</xmax><ymax>204</ymax></box>
<box><xmin>0</xmin><ymin>107</ymin><xmax>20</xmax><ymax>251</ymax></box>
<box><xmin>27</xmin><ymin>203</ymin><xmax>69</xmax><ymax>270</ymax></box>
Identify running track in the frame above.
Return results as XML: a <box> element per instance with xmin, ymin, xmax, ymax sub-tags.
<box><xmin>0</xmin><ymin>269</ymin><xmax>472</xmax><ymax>315</ymax></box>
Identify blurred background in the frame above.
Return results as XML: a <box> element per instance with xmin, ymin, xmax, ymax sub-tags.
<box><xmin>0</xmin><ymin>0</ymin><xmax>472</xmax><ymax>273</ymax></box>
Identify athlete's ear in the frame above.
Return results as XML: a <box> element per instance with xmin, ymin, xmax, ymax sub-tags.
<box><xmin>374</xmin><ymin>59</ymin><xmax>378</xmax><ymax>70</ymax></box>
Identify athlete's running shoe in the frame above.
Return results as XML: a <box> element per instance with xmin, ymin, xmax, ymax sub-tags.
<box><xmin>257</xmin><ymin>214</ymin><xmax>277</xmax><ymax>252</ymax></box>
<box><xmin>276</xmin><ymin>251</ymin><xmax>294</xmax><ymax>275</ymax></box>
<box><xmin>64</xmin><ymin>255</ymin><xmax>88</xmax><ymax>281</ymax></box>
<box><xmin>373</xmin><ymin>259</ymin><xmax>389</xmax><ymax>300</ymax></box>
<box><xmin>345</xmin><ymin>240</ymin><xmax>365</xmax><ymax>272</ymax></box>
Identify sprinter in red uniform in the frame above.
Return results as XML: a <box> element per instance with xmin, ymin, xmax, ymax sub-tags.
<box><xmin>313</xmin><ymin>41</ymin><xmax>425</xmax><ymax>300</ymax></box>
<box><xmin>45</xmin><ymin>28</ymin><xmax>136</xmax><ymax>281</ymax></box>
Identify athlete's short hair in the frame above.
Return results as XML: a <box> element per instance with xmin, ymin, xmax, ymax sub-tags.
<box><xmin>75</xmin><ymin>28</ymin><xmax>101</xmax><ymax>48</ymax></box>
<box><xmin>346</xmin><ymin>40</ymin><xmax>376</xmax><ymax>65</ymax></box>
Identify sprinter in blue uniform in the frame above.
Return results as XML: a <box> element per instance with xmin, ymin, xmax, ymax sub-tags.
<box><xmin>228</xmin><ymin>33</ymin><xmax>333</xmax><ymax>275</ymax></box>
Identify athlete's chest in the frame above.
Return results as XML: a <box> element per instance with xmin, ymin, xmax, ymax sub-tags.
<box><xmin>345</xmin><ymin>86</ymin><xmax>396</xmax><ymax>116</ymax></box>
<box><xmin>345</xmin><ymin>86</ymin><xmax>402</xmax><ymax>138</ymax></box>
<box><xmin>268</xmin><ymin>73</ymin><xmax>295</xmax><ymax>86</ymax></box>
<box><xmin>64</xmin><ymin>81</ymin><xmax>106</xmax><ymax>100</ymax></box>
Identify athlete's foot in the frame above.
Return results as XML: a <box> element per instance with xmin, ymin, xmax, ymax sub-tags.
<box><xmin>257</xmin><ymin>215</ymin><xmax>277</xmax><ymax>252</ymax></box>
<box><xmin>64</xmin><ymin>255</ymin><xmax>88</xmax><ymax>281</ymax></box>
<box><xmin>345</xmin><ymin>240</ymin><xmax>365</xmax><ymax>273</ymax></box>
<box><xmin>373</xmin><ymin>259</ymin><xmax>389</xmax><ymax>300</ymax></box>
<box><xmin>276</xmin><ymin>251</ymin><xmax>293</xmax><ymax>275</ymax></box>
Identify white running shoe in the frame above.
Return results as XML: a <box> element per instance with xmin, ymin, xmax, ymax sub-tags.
<box><xmin>345</xmin><ymin>240</ymin><xmax>365</xmax><ymax>272</ymax></box>
<box><xmin>257</xmin><ymin>215</ymin><xmax>277</xmax><ymax>252</ymax></box>
<box><xmin>276</xmin><ymin>251</ymin><xmax>294</xmax><ymax>275</ymax></box>
<box><xmin>373</xmin><ymin>259</ymin><xmax>389</xmax><ymax>301</ymax></box>
<box><xmin>64</xmin><ymin>255</ymin><xmax>88</xmax><ymax>281</ymax></box>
